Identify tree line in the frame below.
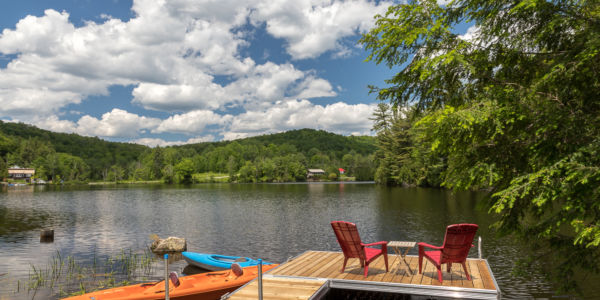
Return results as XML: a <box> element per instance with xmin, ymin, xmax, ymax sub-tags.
<box><xmin>0</xmin><ymin>124</ymin><xmax>376</xmax><ymax>183</ymax></box>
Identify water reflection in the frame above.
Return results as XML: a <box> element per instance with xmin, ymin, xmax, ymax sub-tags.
<box><xmin>0</xmin><ymin>183</ymin><xmax>593</xmax><ymax>299</ymax></box>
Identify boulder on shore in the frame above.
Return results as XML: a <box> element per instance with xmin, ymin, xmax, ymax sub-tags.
<box><xmin>150</xmin><ymin>236</ymin><xmax>187</xmax><ymax>253</ymax></box>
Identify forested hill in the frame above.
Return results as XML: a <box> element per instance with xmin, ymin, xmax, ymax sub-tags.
<box><xmin>178</xmin><ymin>129</ymin><xmax>376</xmax><ymax>157</ymax></box>
<box><xmin>0</xmin><ymin>121</ymin><xmax>376</xmax><ymax>182</ymax></box>
<box><xmin>0</xmin><ymin>121</ymin><xmax>146</xmax><ymax>177</ymax></box>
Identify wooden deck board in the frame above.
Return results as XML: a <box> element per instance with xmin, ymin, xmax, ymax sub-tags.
<box><xmin>278</xmin><ymin>251</ymin><xmax>322</xmax><ymax>275</ymax></box>
<box><xmin>378</xmin><ymin>254</ymin><xmax>401</xmax><ymax>283</ymax></box>
<box><xmin>469</xmin><ymin>259</ymin><xmax>485</xmax><ymax>289</ymax></box>
<box><xmin>303</xmin><ymin>251</ymin><xmax>338</xmax><ymax>277</ymax></box>
<box><xmin>313</xmin><ymin>253</ymin><xmax>344</xmax><ymax>278</ymax></box>
<box><xmin>339</xmin><ymin>257</ymin><xmax>365</xmax><ymax>280</ymax></box>
<box><xmin>296</xmin><ymin>251</ymin><xmax>336</xmax><ymax>277</ymax></box>
<box><xmin>477</xmin><ymin>259</ymin><xmax>496</xmax><ymax>290</ymax></box>
<box><xmin>365</xmin><ymin>255</ymin><xmax>389</xmax><ymax>282</ymax></box>
<box><xmin>269</xmin><ymin>251</ymin><xmax>314</xmax><ymax>275</ymax></box>
<box><xmin>227</xmin><ymin>277</ymin><xmax>326</xmax><ymax>300</ymax></box>
<box><xmin>405</xmin><ymin>256</ymin><xmax>420</xmax><ymax>283</ymax></box>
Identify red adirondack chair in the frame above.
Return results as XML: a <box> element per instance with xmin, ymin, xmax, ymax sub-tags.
<box><xmin>418</xmin><ymin>223</ymin><xmax>478</xmax><ymax>283</ymax></box>
<box><xmin>330</xmin><ymin>221</ymin><xmax>388</xmax><ymax>277</ymax></box>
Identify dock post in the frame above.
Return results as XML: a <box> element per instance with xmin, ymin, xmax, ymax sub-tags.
<box><xmin>165</xmin><ymin>254</ymin><xmax>169</xmax><ymax>300</ymax></box>
<box><xmin>478</xmin><ymin>236</ymin><xmax>482</xmax><ymax>259</ymax></box>
<box><xmin>258</xmin><ymin>259</ymin><xmax>263</xmax><ymax>300</ymax></box>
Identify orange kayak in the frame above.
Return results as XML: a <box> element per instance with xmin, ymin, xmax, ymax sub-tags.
<box><xmin>63</xmin><ymin>264</ymin><xmax>278</xmax><ymax>300</ymax></box>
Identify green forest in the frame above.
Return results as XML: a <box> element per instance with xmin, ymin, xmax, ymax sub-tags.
<box><xmin>362</xmin><ymin>0</ymin><xmax>600</xmax><ymax>293</ymax></box>
<box><xmin>0</xmin><ymin>121</ymin><xmax>376</xmax><ymax>183</ymax></box>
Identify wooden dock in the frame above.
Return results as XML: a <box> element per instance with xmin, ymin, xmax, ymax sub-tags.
<box><xmin>225</xmin><ymin>250</ymin><xmax>500</xmax><ymax>299</ymax></box>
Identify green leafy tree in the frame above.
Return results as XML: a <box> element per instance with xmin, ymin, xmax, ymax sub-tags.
<box><xmin>310</xmin><ymin>153</ymin><xmax>330</xmax><ymax>168</ymax></box>
<box><xmin>238</xmin><ymin>161</ymin><xmax>258</xmax><ymax>183</ymax></box>
<box><xmin>128</xmin><ymin>161</ymin><xmax>146</xmax><ymax>181</ymax></box>
<box><xmin>256</xmin><ymin>158</ymin><xmax>276</xmax><ymax>182</ymax></box>
<box><xmin>361</xmin><ymin>0</ymin><xmax>600</xmax><ymax>292</ymax></box>
<box><xmin>354</xmin><ymin>155</ymin><xmax>375</xmax><ymax>181</ymax></box>
<box><xmin>58</xmin><ymin>153</ymin><xmax>89</xmax><ymax>181</ymax></box>
<box><xmin>175</xmin><ymin>158</ymin><xmax>195</xmax><ymax>184</ymax></box>
<box><xmin>192</xmin><ymin>154</ymin><xmax>207</xmax><ymax>173</ymax></box>
<box><xmin>0</xmin><ymin>132</ymin><xmax>15</xmax><ymax>158</ymax></box>
<box><xmin>109</xmin><ymin>164</ymin><xmax>124</xmax><ymax>183</ymax></box>
<box><xmin>162</xmin><ymin>164</ymin><xmax>175</xmax><ymax>184</ymax></box>
<box><xmin>45</xmin><ymin>153</ymin><xmax>61</xmax><ymax>182</ymax></box>
<box><xmin>150</xmin><ymin>147</ymin><xmax>164</xmax><ymax>180</ymax></box>
<box><xmin>0</xmin><ymin>156</ymin><xmax>8</xmax><ymax>179</ymax></box>
<box><xmin>341</xmin><ymin>153</ymin><xmax>356</xmax><ymax>174</ymax></box>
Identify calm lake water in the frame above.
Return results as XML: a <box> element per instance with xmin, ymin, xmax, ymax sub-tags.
<box><xmin>0</xmin><ymin>183</ymin><xmax>594</xmax><ymax>299</ymax></box>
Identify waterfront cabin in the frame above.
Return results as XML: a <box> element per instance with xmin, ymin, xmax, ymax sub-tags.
<box><xmin>8</xmin><ymin>166</ymin><xmax>35</xmax><ymax>182</ymax></box>
<box><xmin>307</xmin><ymin>169</ymin><xmax>326</xmax><ymax>179</ymax></box>
<box><xmin>224</xmin><ymin>250</ymin><xmax>500</xmax><ymax>299</ymax></box>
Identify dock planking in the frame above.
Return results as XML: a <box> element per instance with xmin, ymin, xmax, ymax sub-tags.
<box><xmin>227</xmin><ymin>277</ymin><xmax>326</xmax><ymax>300</ymax></box>
<box><xmin>269</xmin><ymin>251</ymin><xmax>496</xmax><ymax>291</ymax></box>
<box><xmin>226</xmin><ymin>251</ymin><xmax>499</xmax><ymax>300</ymax></box>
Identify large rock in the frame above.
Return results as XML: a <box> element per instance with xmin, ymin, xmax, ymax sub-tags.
<box><xmin>150</xmin><ymin>236</ymin><xmax>187</xmax><ymax>253</ymax></box>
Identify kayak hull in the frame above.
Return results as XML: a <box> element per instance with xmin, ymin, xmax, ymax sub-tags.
<box><xmin>62</xmin><ymin>264</ymin><xmax>278</xmax><ymax>300</ymax></box>
<box><xmin>182</xmin><ymin>252</ymin><xmax>272</xmax><ymax>271</ymax></box>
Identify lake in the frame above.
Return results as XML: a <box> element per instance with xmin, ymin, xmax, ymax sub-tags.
<box><xmin>0</xmin><ymin>183</ymin><xmax>593</xmax><ymax>299</ymax></box>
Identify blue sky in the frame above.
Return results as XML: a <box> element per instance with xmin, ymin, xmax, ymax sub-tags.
<box><xmin>0</xmin><ymin>0</ymin><xmax>400</xmax><ymax>146</ymax></box>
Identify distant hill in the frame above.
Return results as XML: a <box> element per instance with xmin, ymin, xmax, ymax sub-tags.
<box><xmin>178</xmin><ymin>129</ymin><xmax>376</xmax><ymax>158</ymax></box>
<box><xmin>0</xmin><ymin>121</ymin><xmax>376</xmax><ymax>181</ymax></box>
<box><xmin>0</xmin><ymin>121</ymin><xmax>147</xmax><ymax>167</ymax></box>
<box><xmin>0</xmin><ymin>122</ymin><xmax>375</xmax><ymax>156</ymax></box>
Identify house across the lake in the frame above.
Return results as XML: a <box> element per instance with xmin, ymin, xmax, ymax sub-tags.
<box><xmin>8</xmin><ymin>166</ymin><xmax>35</xmax><ymax>182</ymax></box>
<box><xmin>307</xmin><ymin>169</ymin><xmax>326</xmax><ymax>179</ymax></box>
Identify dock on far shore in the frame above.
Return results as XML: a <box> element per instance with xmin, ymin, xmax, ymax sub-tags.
<box><xmin>223</xmin><ymin>250</ymin><xmax>500</xmax><ymax>300</ymax></box>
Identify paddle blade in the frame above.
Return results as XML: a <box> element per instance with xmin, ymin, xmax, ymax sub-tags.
<box><xmin>231</xmin><ymin>263</ymin><xmax>243</xmax><ymax>277</ymax></box>
<box><xmin>169</xmin><ymin>271</ymin><xmax>180</xmax><ymax>287</ymax></box>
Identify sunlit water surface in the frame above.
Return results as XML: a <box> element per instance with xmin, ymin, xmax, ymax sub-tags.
<box><xmin>0</xmin><ymin>183</ymin><xmax>595</xmax><ymax>299</ymax></box>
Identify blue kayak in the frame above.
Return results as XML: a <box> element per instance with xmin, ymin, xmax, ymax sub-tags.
<box><xmin>181</xmin><ymin>252</ymin><xmax>273</xmax><ymax>271</ymax></box>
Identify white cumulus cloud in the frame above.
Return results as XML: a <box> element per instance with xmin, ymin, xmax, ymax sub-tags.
<box><xmin>250</xmin><ymin>0</ymin><xmax>391</xmax><ymax>59</ymax></box>
<box><xmin>132</xmin><ymin>135</ymin><xmax>215</xmax><ymax>147</ymax></box>
<box><xmin>225</xmin><ymin>99</ymin><xmax>375</xmax><ymax>140</ymax></box>
<box><xmin>74</xmin><ymin>109</ymin><xmax>161</xmax><ymax>137</ymax></box>
<box><xmin>154</xmin><ymin>110</ymin><xmax>233</xmax><ymax>134</ymax></box>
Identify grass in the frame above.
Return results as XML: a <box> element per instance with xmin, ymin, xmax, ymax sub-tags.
<box><xmin>13</xmin><ymin>248</ymin><xmax>158</xmax><ymax>298</ymax></box>
<box><xmin>192</xmin><ymin>172</ymin><xmax>229</xmax><ymax>183</ymax></box>
<box><xmin>88</xmin><ymin>180</ymin><xmax>163</xmax><ymax>185</ymax></box>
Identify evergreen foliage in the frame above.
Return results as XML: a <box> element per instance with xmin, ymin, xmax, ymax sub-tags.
<box><xmin>361</xmin><ymin>0</ymin><xmax>600</xmax><ymax>292</ymax></box>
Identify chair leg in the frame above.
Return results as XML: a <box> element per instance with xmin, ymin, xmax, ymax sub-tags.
<box><xmin>461</xmin><ymin>262</ymin><xmax>471</xmax><ymax>280</ymax></box>
<box><xmin>436</xmin><ymin>265</ymin><xmax>443</xmax><ymax>283</ymax></box>
<box><xmin>341</xmin><ymin>257</ymin><xmax>349</xmax><ymax>272</ymax></box>
<box><xmin>418</xmin><ymin>255</ymin><xmax>423</xmax><ymax>274</ymax></box>
<box><xmin>364</xmin><ymin>263</ymin><xmax>369</xmax><ymax>277</ymax></box>
<box><xmin>447</xmin><ymin>263</ymin><xmax>451</xmax><ymax>273</ymax></box>
<box><xmin>384</xmin><ymin>253</ymin><xmax>389</xmax><ymax>272</ymax></box>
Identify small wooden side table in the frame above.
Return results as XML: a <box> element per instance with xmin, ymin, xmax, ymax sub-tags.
<box><xmin>388</xmin><ymin>241</ymin><xmax>416</xmax><ymax>274</ymax></box>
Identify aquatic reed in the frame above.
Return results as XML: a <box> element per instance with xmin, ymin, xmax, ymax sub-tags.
<box><xmin>13</xmin><ymin>247</ymin><xmax>159</xmax><ymax>298</ymax></box>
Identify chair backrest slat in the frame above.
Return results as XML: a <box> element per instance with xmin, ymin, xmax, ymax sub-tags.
<box><xmin>331</xmin><ymin>221</ymin><xmax>366</xmax><ymax>260</ymax></box>
<box><xmin>441</xmin><ymin>224</ymin><xmax>478</xmax><ymax>263</ymax></box>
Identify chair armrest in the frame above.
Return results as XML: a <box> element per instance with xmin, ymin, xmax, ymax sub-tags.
<box><xmin>417</xmin><ymin>242</ymin><xmax>443</xmax><ymax>250</ymax></box>
<box><xmin>362</xmin><ymin>241</ymin><xmax>388</xmax><ymax>247</ymax></box>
